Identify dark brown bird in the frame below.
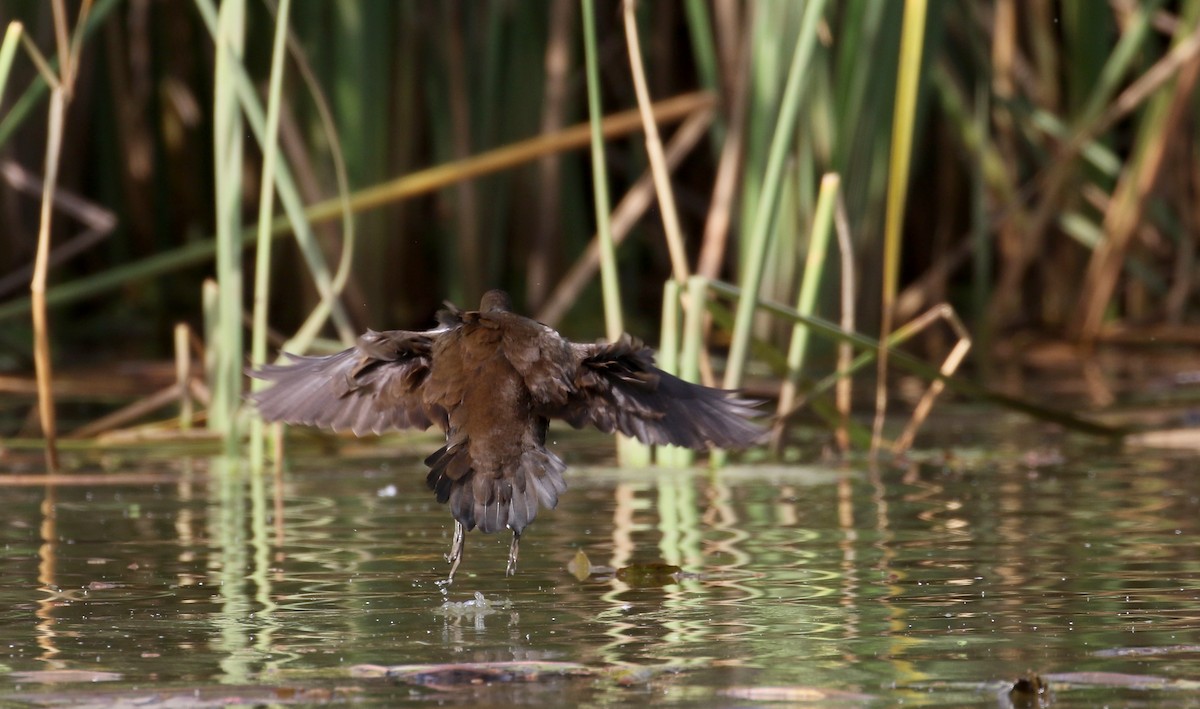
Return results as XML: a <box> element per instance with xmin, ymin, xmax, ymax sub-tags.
<box><xmin>248</xmin><ymin>290</ymin><xmax>764</xmax><ymax>580</ymax></box>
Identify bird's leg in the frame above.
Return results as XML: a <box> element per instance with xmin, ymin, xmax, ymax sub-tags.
<box><xmin>445</xmin><ymin>520</ymin><xmax>465</xmax><ymax>583</ymax></box>
<box><xmin>506</xmin><ymin>530</ymin><xmax>521</xmax><ymax>576</ymax></box>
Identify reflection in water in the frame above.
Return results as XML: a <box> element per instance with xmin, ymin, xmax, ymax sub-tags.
<box><xmin>210</xmin><ymin>457</ymin><xmax>252</xmax><ymax>684</ymax></box>
<box><xmin>0</xmin><ymin>429</ymin><xmax>1198</xmax><ymax>705</ymax></box>
<box><xmin>36</xmin><ymin>485</ymin><xmax>60</xmax><ymax>668</ymax></box>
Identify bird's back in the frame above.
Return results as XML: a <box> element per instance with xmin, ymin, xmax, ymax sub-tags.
<box><xmin>422</xmin><ymin>309</ymin><xmax>568</xmax><ymax>536</ymax></box>
<box><xmin>426</xmin><ymin>311</ymin><xmax>537</xmax><ymax>453</ymax></box>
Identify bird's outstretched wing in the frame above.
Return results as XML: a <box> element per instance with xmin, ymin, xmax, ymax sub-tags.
<box><xmin>550</xmin><ymin>335</ymin><xmax>765</xmax><ymax>450</ymax></box>
<box><xmin>247</xmin><ymin>329</ymin><xmax>445</xmax><ymax>435</ymax></box>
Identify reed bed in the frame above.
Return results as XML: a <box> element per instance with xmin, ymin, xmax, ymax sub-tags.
<box><xmin>1</xmin><ymin>2</ymin><xmax>1198</xmax><ymax>459</ymax></box>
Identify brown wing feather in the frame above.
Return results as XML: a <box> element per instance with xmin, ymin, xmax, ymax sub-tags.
<box><xmin>247</xmin><ymin>329</ymin><xmax>445</xmax><ymax>436</ymax></box>
<box><xmin>550</xmin><ymin>335</ymin><xmax>766</xmax><ymax>450</ymax></box>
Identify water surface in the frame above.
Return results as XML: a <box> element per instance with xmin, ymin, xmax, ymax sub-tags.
<box><xmin>2</xmin><ymin>412</ymin><xmax>1199</xmax><ymax>706</ymax></box>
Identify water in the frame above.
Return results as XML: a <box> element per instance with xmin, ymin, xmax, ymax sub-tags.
<box><xmin>2</xmin><ymin>413</ymin><xmax>1200</xmax><ymax>706</ymax></box>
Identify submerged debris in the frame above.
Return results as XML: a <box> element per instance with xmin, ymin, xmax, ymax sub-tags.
<box><xmin>351</xmin><ymin>661</ymin><xmax>595</xmax><ymax>694</ymax></box>
<box><xmin>568</xmin><ymin>550</ymin><xmax>692</xmax><ymax>586</ymax></box>
<box><xmin>615</xmin><ymin>563</ymin><xmax>685</xmax><ymax>587</ymax></box>
<box><xmin>1008</xmin><ymin>673</ymin><xmax>1051</xmax><ymax>708</ymax></box>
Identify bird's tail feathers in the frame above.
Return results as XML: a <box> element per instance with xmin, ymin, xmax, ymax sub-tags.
<box><xmin>425</xmin><ymin>438</ymin><xmax>567</xmax><ymax>535</ymax></box>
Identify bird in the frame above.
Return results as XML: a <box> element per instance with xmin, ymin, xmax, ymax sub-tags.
<box><xmin>247</xmin><ymin>289</ymin><xmax>764</xmax><ymax>581</ymax></box>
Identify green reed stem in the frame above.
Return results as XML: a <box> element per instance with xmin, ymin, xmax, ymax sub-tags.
<box><xmin>582</xmin><ymin>0</ymin><xmax>645</xmax><ymax>467</ymax></box>
<box><xmin>723</xmin><ymin>0</ymin><xmax>827</xmax><ymax>392</ymax></box>
<box><xmin>777</xmin><ymin>173</ymin><xmax>839</xmax><ymax>424</ymax></box>
<box><xmin>656</xmin><ymin>279</ymin><xmax>691</xmax><ymax>467</ymax></box>
<box><xmin>193</xmin><ymin>0</ymin><xmax>356</xmax><ymax>346</ymax></box>
<box><xmin>580</xmin><ymin>0</ymin><xmax>623</xmax><ymax>341</ymax></box>
<box><xmin>872</xmin><ymin>0</ymin><xmax>927</xmax><ymax>457</ymax></box>
<box><xmin>210</xmin><ymin>0</ymin><xmax>245</xmax><ymax>455</ymax></box>
<box><xmin>250</xmin><ymin>0</ymin><xmax>292</xmax><ymax>473</ymax></box>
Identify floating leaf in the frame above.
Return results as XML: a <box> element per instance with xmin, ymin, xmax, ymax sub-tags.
<box><xmin>568</xmin><ymin>549</ymin><xmax>592</xmax><ymax>581</ymax></box>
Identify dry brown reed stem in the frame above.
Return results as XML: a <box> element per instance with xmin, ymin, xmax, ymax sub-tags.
<box><xmin>1076</xmin><ymin>19</ymin><xmax>1200</xmax><ymax>341</ymax></box>
<box><xmin>694</xmin><ymin>17</ymin><xmax>751</xmax><ymax>388</ymax></box>
<box><xmin>30</xmin><ymin>89</ymin><xmax>65</xmax><ymax>472</ymax></box>
<box><xmin>175</xmin><ymin>323</ymin><xmax>193</xmax><ymax>432</ymax></box>
<box><xmin>0</xmin><ymin>472</ymin><xmax>186</xmax><ymax>487</ymax></box>
<box><xmin>697</xmin><ymin>16</ymin><xmax>751</xmax><ymax>282</ymax></box>
<box><xmin>49</xmin><ymin>0</ymin><xmax>71</xmax><ymax>84</ymax></box>
<box><xmin>535</xmin><ymin>108</ymin><xmax>714</xmax><ymax>327</ymax></box>
<box><xmin>68</xmin><ymin>385</ymin><xmax>182</xmax><ymax>439</ymax></box>
<box><xmin>65</xmin><ymin>1</ymin><xmax>93</xmax><ymax>83</ymax></box>
<box><xmin>1092</xmin><ymin>19</ymin><xmax>1200</xmax><ymax>136</ymax></box>
<box><xmin>992</xmin><ymin>15</ymin><xmax>1200</xmax><ymax>332</ymax></box>
<box><xmin>25</xmin><ymin>0</ymin><xmax>91</xmax><ymax>471</ymax></box>
<box><xmin>300</xmin><ymin>91</ymin><xmax>715</xmax><ymax>228</ymax></box>
<box><xmin>528</xmin><ymin>0</ymin><xmax>575</xmax><ymax>310</ymax></box>
<box><xmin>890</xmin><ymin>304</ymin><xmax>972</xmax><ymax>455</ymax></box>
<box><xmin>18</xmin><ymin>33</ymin><xmax>56</xmax><ymax>87</ymax></box>
<box><xmin>622</xmin><ymin>0</ymin><xmax>689</xmax><ymax>284</ymax></box>
<box><xmin>712</xmin><ymin>0</ymin><xmax>742</xmax><ymax>99</ymax></box>
<box><xmin>0</xmin><ymin>161</ymin><xmax>116</xmax><ymax>297</ymax></box>
<box><xmin>187</xmin><ymin>378</ymin><xmax>211</xmax><ymax>408</ymax></box>
<box><xmin>0</xmin><ymin>366</ymin><xmax>176</xmax><ymax>397</ymax></box>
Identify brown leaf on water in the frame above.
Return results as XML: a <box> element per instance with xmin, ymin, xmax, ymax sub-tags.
<box><xmin>565</xmin><ymin>549</ymin><xmax>616</xmax><ymax>580</ymax></box>
<box><xmin>568</xmin><ymin>549</ymin><xmax>591</xmax><ymax>581</ymax></box>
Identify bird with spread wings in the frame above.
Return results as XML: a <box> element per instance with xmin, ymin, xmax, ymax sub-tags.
<box><xmin>248</xmin><ymin>290</ymin><xmax>764</xmax><ymax>581</ymax></box>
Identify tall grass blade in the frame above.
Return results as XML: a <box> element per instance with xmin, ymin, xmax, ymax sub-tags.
<box><xmin>194</xmin><ymin>0</ymin><xmax>356</xmax><ymax>346</ymax></box>
<box><xmin>0</xmin><ymin>94</ymin><xmax>713</xmax><ymax>326</ymax></box>
<box><xmin>773</xmin><ymin>173</ymin><xmax>839</xmax><ymax>450</ymax></box>
<box><xmin>0</xmin><ymin>0</ymin><xmax>120</xmax><ymax>149</ymax></box>
<box><xmin>580</xmin><ymin>0</ymin><xmax>623</xmax><ymax>341</ymax></box>
<box><xmin>0</xmin><ymin>22</ymin><xmax>23</xmax><ymax>105</ymax></box>
<box><xmin>871</xmin><ymin>0</ymin><xmax>927</xmax><ymax>457</ymax></box>
<box><xmin>210</xmin><ymin>0</ymin><xmax>245</xmax><ymax>454</ymax></box>
<box><xmin>250</xmin><ymin>0</ymin><xmax>293</xmax><ymax>473</ymax></box>
<box><xmin>683</xmin><ymin>0</ymin><xmax>723</xmax><ymax>145</ymax></box>
<box><xmin>722</xmin><ymin>0</ymin><xmax>828</xmax><ymax>392</ymax></box>
<box><xmin>582</xmin><ymin>0</ymin><xmax>645</xmax><ymax>465</ymax></box>
<box><xmin>656</xmin><ymin>280</ymin><xmax>691</xmax><ymax>467</ymax></box>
